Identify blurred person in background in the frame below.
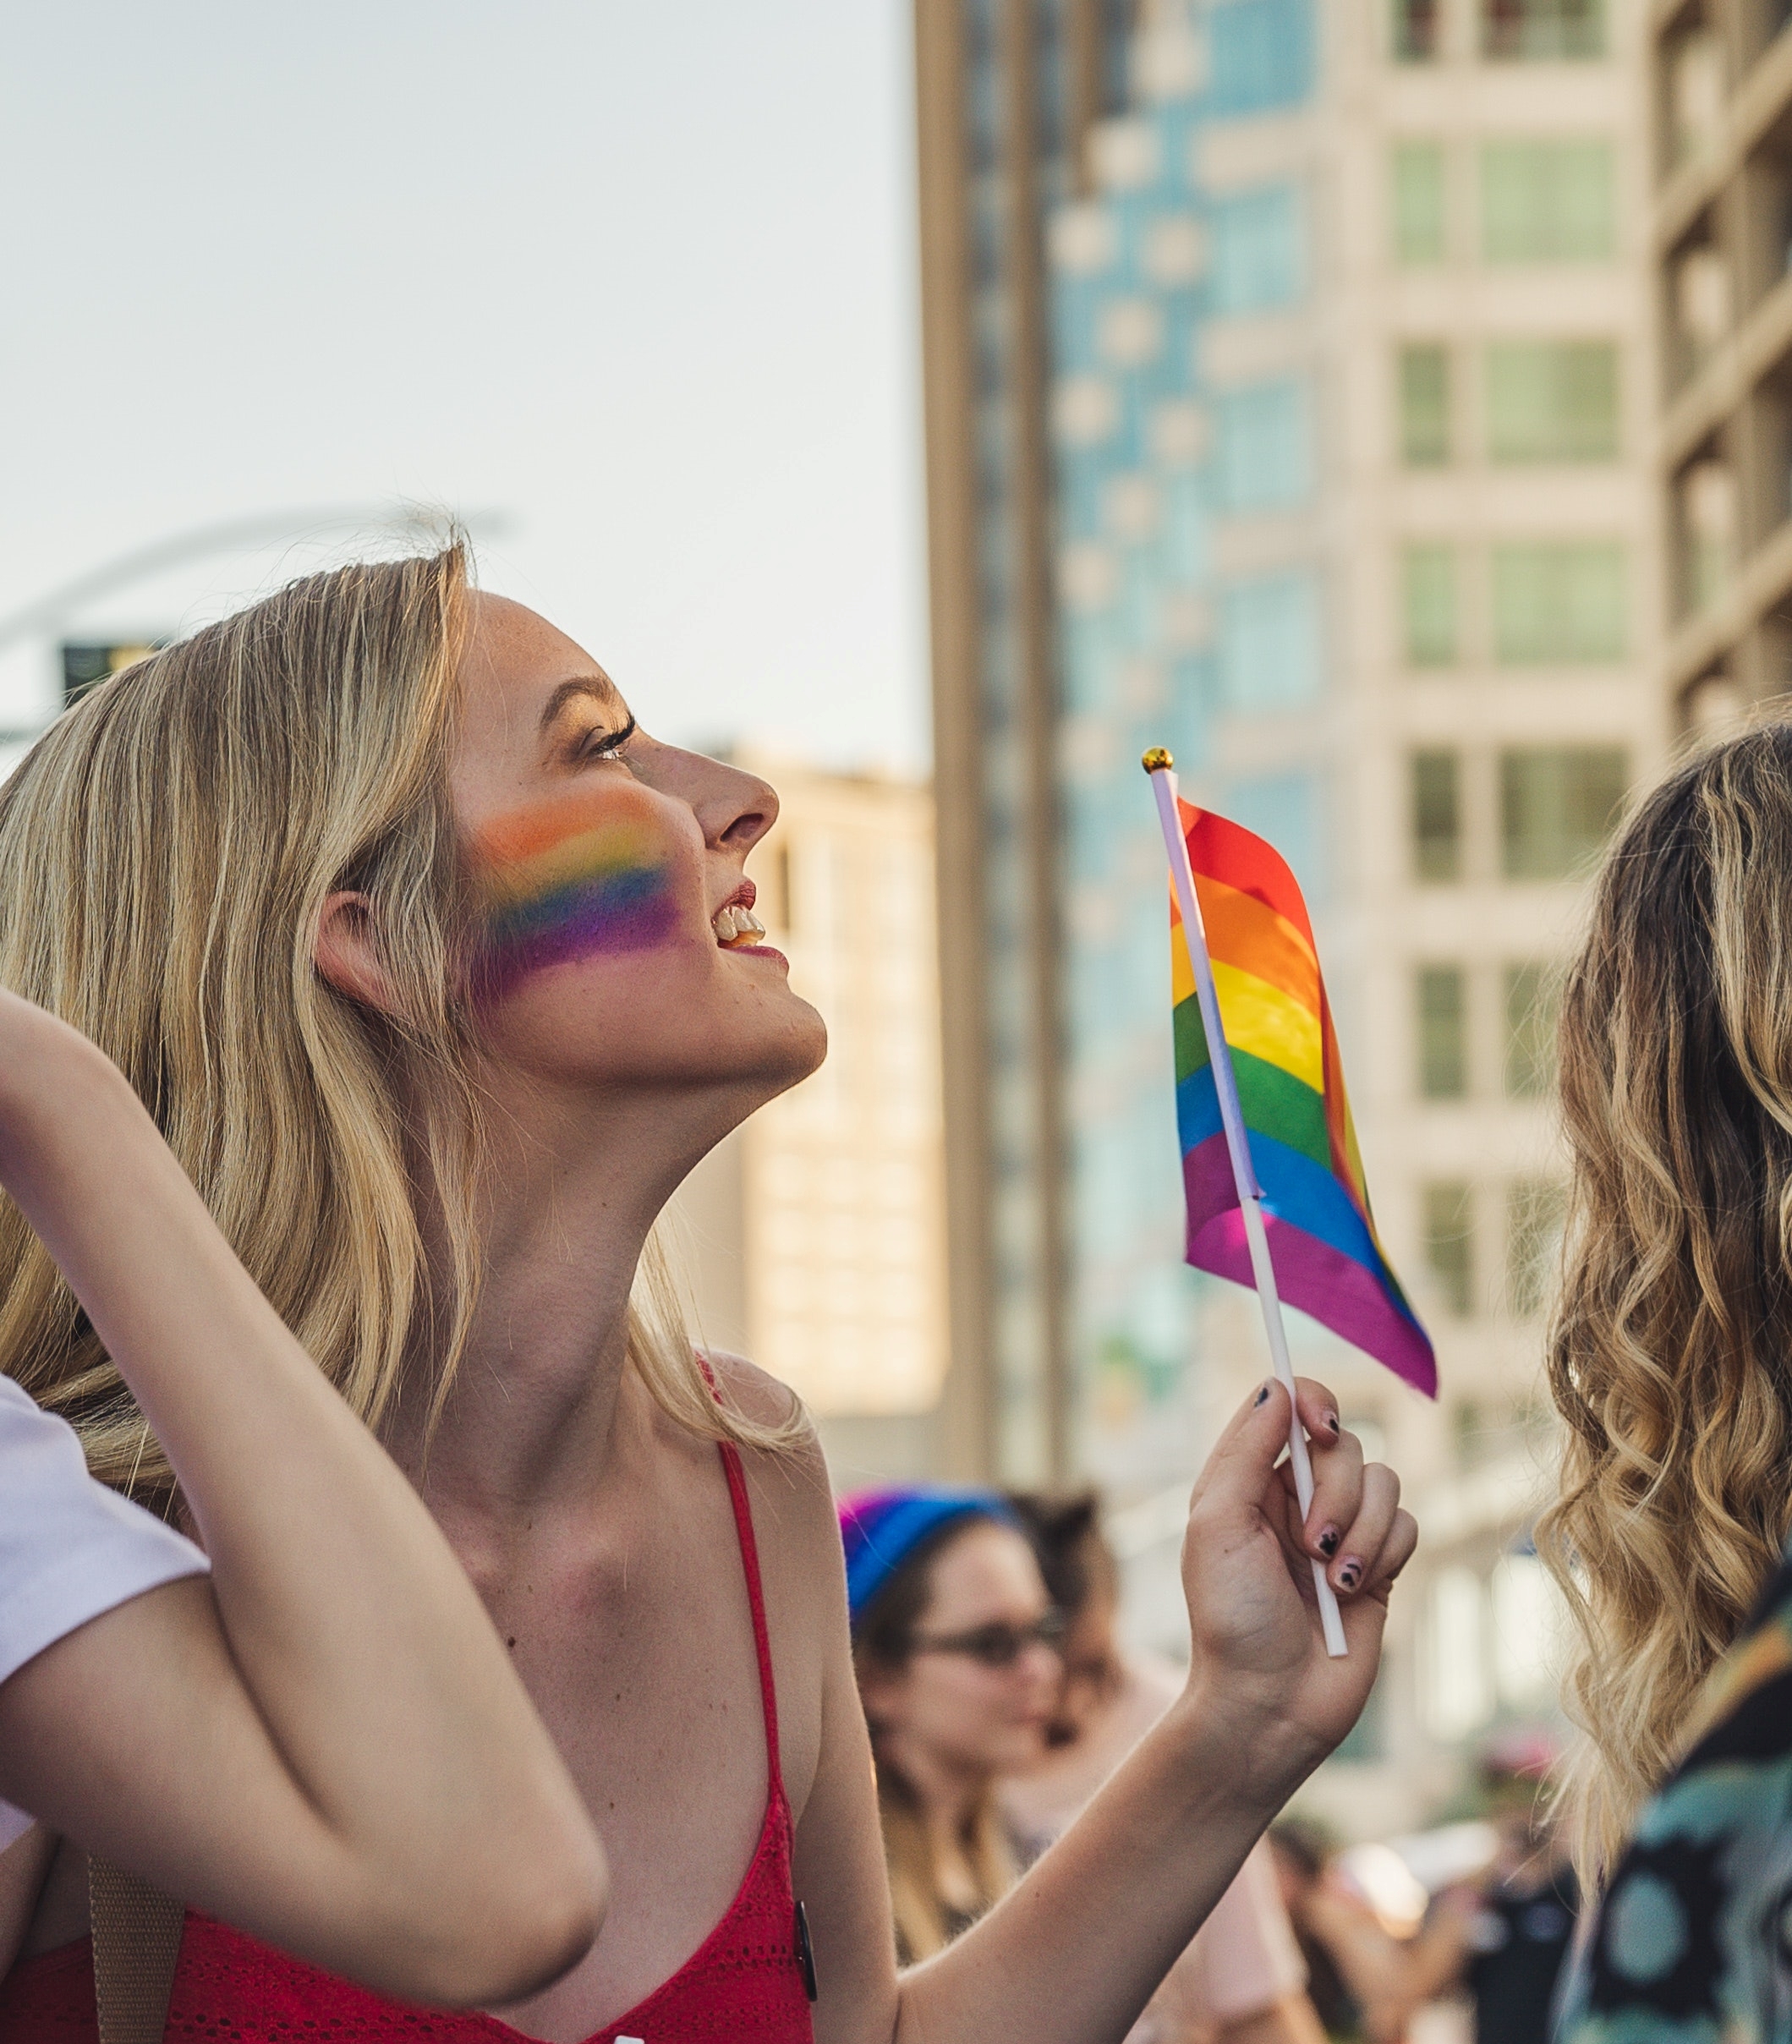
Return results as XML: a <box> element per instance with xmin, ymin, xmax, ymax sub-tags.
<box><xmin>1269</xmin><ymin>1822</ymin><xmax>1465</xmax><ymax>2044</ymax></box>
<box><xmin>1002</xmin><ymin>1493</ymin><xmax>1323</xmax><ymax>2044</ymax></box>
<box><xmin>1446</xmin><ymin>1733</ymin><xmax>1576</xmax><ymax>2044</ymax></box>
<box><xmin>841</xmin><ymin>1488</ymin><xmax>1061</xmax><ymax>1963</ymax></box>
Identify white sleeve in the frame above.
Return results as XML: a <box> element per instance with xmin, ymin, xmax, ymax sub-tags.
<box><xmin>0</xmin><ymin>1375</ymin><xmax>208</xmax><ymax>1848</ymax></box>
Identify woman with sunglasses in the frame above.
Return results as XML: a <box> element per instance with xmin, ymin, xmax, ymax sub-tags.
<box><xmin>841</xmin><ymin>1489</ymin><xmax>1065</xmax><ymax>1963</ymax></box>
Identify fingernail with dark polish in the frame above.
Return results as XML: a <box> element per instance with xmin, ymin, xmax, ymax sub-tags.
<box><xmin>1324</xmin><ymin>1411</ymin><xmax>1341</xmax><ymax>1436</ymax></box>
<box><xmin>1336</xmin><ymin>1559</ymin><xmax>1363</xmax><ymax>1592</ymax></box>
<box><xmin>1254</xmin><ymin>1383</ymin><xmax>1272</xmax><ymax>1407</ymax></box>
<box><xmin>1316</xmin><ymin>1526</ymin><xmax>1340</xmax><ymax>1557</ymax></box>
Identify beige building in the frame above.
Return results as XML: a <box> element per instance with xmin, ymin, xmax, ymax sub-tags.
<box><xmin>1309</xmin><ymin>0</ymin><xmax>1670</xmax><ymax>1814</ymax></box>
<box><xmin>668</xmin><ymin>757</ymin><xmax>951</xmax><ymax>1483</ymax></box>
<box><xmin>1650</xmin><ymin>0</ymin><xmax>1792</xmax><ymax>726</ymax></box>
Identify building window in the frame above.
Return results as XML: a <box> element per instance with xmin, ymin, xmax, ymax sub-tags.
<box><xmin>1506</xmin><ymin>1178</ymin><xmax>1567</xmax><ymax>1317</ymax></box>
<box><xmin>1393</xmin><ymin>142</ymin><xmax>1448</xmax><ymax>263</ymax></box>
<box><xmin>1482</xmin><ymin>0</ymin><xmax>1604</xmax><ymax>60</ymax></box>
<box><xmin>1503</xmin><ymin>962</ymin><xmax>1559</xmax><ymax>1095</ymax></box>
<box><xmin>1422</xmin><ymin>1181</ymin><xmax>1476</xmax><ymax>1316</ymax></box>
<box><xmin>1491</xmin><ymin>542</ymin><xmax>1626</xmax><ymax>663</ymax></box>
<box><xmin>1413</xmin><ymin>750</ymin><xmax>1461</xmax><ymax>880</ymax></box>
<box><xmin>1422</xmin><ymin>1565</ymin><xmax>1493</xmax><ymax>1738</ymax></box>
<box><xmin>1218</xmin><ymin>380</ymin><xmax>1312</xmax><ymax>510</ymax></box>
<box><xmin>1209</xmin><ymin>0</ymin><xmax>1318</xmax><ymax>114</ymax></box>
<box><xmin>1417</xmin><ymin>966</ymin><xmax>1468</xmax><ymax>1098</ymax></box>
<box><xmin>1403</xmin><ymin>543</ymin><xmax>1457</xmax><ymax>666</ymax></box>
<box><xmin>1400</xmin><ymin>343</ymin><xmax>1452</xmax><ymax>465</ymax></box>
<box><xmin>1486</xmin><ymin>341</ymin><xmax>1619</xmax><ymax>463</ymax></box>
<box><xmin>1222</xmin><ymin>571</ymin><xmax>1324</xmax><ymax>708</ymax></box>
<box><xmin>1499</xmin><ymin>746</ymin><xmax>1628</xmax><ymax>879</ymax></box>
<box><xmin>1667</xmin><ymin>32</ymin><xmax>1726</xmax><ymax>173</ymax></box>
<box><xmin>1392</xmin><ymin>0</ymin><xmax>1443</xmax><ymax>61</ymax></box>
<box><xmin>1481</xmin><ymin>140</ymin><xmax>1614</xmax><ymax>260</ymax></box>
<box><xmin>1681</xmin><ymin>460</ymin><xmax>1739</xmax><ymax>615</ymax></box>
<box><xmin>1213</xmin><ymin>184</ymin><xmax>1307</xmax><ymax>313</ymax></box>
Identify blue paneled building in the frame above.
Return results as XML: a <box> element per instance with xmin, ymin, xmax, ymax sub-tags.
<box><xmin>1049</xmin><ymin>0</ymin><xmax>1327</xmax><ymax>1485</ymax></box>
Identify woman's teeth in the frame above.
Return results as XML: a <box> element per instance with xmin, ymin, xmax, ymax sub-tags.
<box><xmin>711</xmin><ymin>904</ymin><xmax>768</xmax><ymax>947</ymax></box>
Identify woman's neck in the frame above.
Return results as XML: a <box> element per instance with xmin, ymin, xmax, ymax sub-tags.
<box><xmin>381</xmin><ymin>1079</ymin><xmax>709</xmax><ymax>1524</ymax></box>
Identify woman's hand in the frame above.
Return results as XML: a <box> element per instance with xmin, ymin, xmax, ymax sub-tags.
<box><xmin>1176</xmin><ymin>1378</ymin><xmax>1416</xmax><ymax>1795</ymax></box>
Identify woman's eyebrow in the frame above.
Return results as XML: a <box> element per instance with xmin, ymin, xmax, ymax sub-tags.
<box><xmin>538</xmin><ymin>677</ymin><xmax>624</xmax><ymax>733</ymax></box>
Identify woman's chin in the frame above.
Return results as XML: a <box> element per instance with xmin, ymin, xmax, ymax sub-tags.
<box><xmin>990</xmin><ymin>1725</ymin><xmax>1049</xmax><ymax>1773</ymax></box>
<box><xmin>743</xmin><ymin>989</ymin><xmax>828</xmax><ymax>1088</ymax></box>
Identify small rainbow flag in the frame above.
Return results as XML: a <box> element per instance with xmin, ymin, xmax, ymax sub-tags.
<box><xmin>1171</xmin><ymin>799</ymin><xmax>1436</xmax><ymax>1396</ymax></box>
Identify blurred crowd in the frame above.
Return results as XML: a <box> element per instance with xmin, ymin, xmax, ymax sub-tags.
<box><xmin>841</xmin><ymin>1486</ymin><xmax>1576</xmax><ymax>2044</ymax></box>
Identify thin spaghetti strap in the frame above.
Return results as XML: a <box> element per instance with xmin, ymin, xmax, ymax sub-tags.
<box><xmin>716</xmin><ymin>1440</ymin><xmax>783</xmax><ymax>1797</ymax></box>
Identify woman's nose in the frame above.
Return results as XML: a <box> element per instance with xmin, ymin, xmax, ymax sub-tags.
<box><xmin>1021</xmin><ymin>1641</ymin><xmax>1064</xmax><ymax>1685</ymax></box>
<box><xmin>636</xmin><ymin>740</ymin><xmax>779</xmax><ymax>855</ymax></box>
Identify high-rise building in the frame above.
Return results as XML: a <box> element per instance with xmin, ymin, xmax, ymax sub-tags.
<box><xmin>918</xmin><ymin>0</ymin><xmax>1666</xmax><ymax>1817</ymax></box>
<box><xmin>916</xmin><ymin>0</ymin><xmax>1144</xmax><ymax>1483</ymax></box>
<box><xmin>669</xmin><ymin>757</ymin><xmax>951</xmax><ymax>1483</ymax></box>
<box><xmin>1650</xmin><ymin>0</ymin><xmax>1792</xmax><ymax>729</ymax></box>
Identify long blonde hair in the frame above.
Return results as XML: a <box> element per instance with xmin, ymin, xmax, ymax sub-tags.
<box><xmin>1538</xmin><ymin>723</ymin><xmax>1792</xmax><ymax>1886</ymax></box>
<box><xmin>876</xmin><ymin>1781</ymin><xmax>1016</xmax><ymax>1966</ymax></box>
<box><xmin>0</xmin><ymin>543</ymin><xmax>796</xmax><ymax>1504</ymax></box>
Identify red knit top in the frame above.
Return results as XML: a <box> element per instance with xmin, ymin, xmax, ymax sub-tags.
<box><xmin>0</xmin><ymin>1440</ymin><xmax>818</xmax><ymax>2044</ymax></box>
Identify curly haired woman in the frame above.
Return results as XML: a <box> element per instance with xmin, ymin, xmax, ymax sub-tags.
<box><xmin>1540</xmin><ymin>723</ymin><xmax>1792</xmax><ymax>2037</ymax></box>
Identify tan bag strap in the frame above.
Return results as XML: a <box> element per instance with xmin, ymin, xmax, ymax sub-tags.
<box><xmin>89</xmin><ymin>1854</ymin><xmax>184</xmax><ymax>2044</ymax></box>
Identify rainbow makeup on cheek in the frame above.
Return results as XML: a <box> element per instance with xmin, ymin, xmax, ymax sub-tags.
<box><xmin>469</xmin><ymin>786</ymin><xmax>680</xmax><ymax>1001</ymax></box>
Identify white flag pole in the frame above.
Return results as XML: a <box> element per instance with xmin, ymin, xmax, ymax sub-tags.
<box><xmin>1144</xmin><ymin>748</ymin><xmax>1348</xmax><ymax>1659</ymax></box>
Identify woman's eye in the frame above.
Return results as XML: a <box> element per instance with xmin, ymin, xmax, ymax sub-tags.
<box><xmin>582</xmin><ymin>722</ymin><xmax>633</xmax><ymax>761</ymax></box>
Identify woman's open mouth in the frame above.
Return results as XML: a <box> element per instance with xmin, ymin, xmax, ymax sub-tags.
<box><xmin>711</xmin><ymin>902</ymin><xmax>769</xmax><ymax>948</ymax></box>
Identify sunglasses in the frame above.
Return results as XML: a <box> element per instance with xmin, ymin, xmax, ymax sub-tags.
<box><xmin>907</xmin><ymin>1610</ymin><xmax>1067</xmax><ymax>1669</ymax></box>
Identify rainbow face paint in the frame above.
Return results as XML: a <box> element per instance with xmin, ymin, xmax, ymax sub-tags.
<box><xmin>469</xmin><ymin>786</ymin><xmax>679</xmax><ymax>1001</ymax></box>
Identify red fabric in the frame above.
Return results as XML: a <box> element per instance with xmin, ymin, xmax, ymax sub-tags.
<box><xmin>0</xmin><ymin>1442</ymin><xmax>815</xmax><ymax>2043</ymax></box>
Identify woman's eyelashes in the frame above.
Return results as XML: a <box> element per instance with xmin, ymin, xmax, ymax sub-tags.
<box><xmin>578</xmin><ymin>715</ymin><xmax>637</xmax><ymax>764</ymax></box>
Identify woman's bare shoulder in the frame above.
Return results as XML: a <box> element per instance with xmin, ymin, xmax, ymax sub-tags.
<box><xmin>700</xmin><ymin>1347</ymin><xmax>803</xmax><ymax>1426</ymax></box>
<box><xmin>699</xmin><ymin>1351</ymin><xmax>838</xmax><ymax>1552</ymax></box>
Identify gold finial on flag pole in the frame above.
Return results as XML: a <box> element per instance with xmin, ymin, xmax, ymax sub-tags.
<box><xmin>1141</xmin><ymin>747</ymin><xmax>1174</xmax><ymax>774</ymax></box>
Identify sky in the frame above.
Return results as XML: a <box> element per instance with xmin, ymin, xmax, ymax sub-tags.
<box><xmin>0</xmin><ymin>1</ymin><xmax>928</xmax><ymax>770</ymax></box>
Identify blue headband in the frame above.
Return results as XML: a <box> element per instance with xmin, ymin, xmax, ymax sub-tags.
<box><xmin>837</xmin><ymin>1485</ymin><xmax>1021</xmax><ymax>1630</ymax></box>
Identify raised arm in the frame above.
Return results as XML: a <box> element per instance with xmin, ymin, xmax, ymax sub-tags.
<box><xmin>0</xmin><ymin>992</ymin><xmax>606</xmax><ymax>2005</ymax></box>
<box><xmin>794</xmin><ymin>1378</ymin><xmax>1416</xmax><ymax>2044</ymax></box>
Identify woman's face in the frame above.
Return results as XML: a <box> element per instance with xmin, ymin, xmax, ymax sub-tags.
<box><xmin>445</xmin><ymin>594</ymin><xmax>826</xmax><ymax>1104</ymax></box>
<box><xmin>865</xmin><ymin>1522</ymin><xmax>1062</xmax><ymax>1787</ymax></box>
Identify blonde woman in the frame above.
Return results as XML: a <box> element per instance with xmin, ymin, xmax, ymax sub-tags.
<box><xmin>1537</xmin><ymin>725</ymin><xmax>1792</xmax><ymax>2036</ymax></box>
<box><xmin>0</xmin><ymin>547</ymin><xmax>1414</xmax><ymax>2044</ymax></box>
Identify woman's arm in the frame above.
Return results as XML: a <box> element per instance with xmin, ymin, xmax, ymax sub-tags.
<box><xmin>794</xmin><ymin>1378</ymin><xmax>1416</xmax><ymax>2044</ymax></box>
<box><xmin>0</xmin><ymin>993</ymin><xmax>606</xmax><ymax>2005</ymax></box>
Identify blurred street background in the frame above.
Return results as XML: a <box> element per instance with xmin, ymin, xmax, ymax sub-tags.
<box><xmin>4</xmin><ymin>0</ymin><xmax>1770</xmax><ymax>2030</ymax></box>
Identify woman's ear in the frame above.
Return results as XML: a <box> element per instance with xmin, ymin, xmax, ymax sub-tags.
<box><xmin>315</xmin><ymin>890</ymin><xmax>403</xmax><ymax>1016</ymax></box>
